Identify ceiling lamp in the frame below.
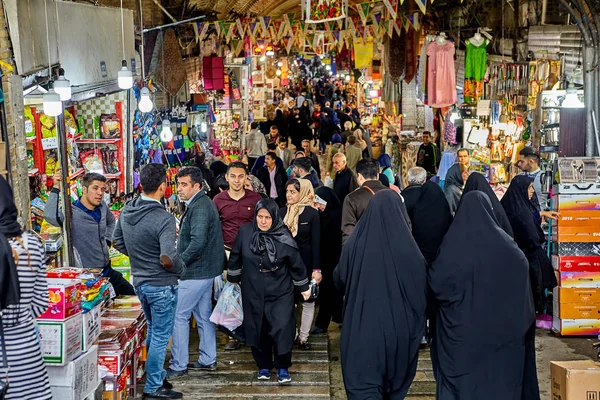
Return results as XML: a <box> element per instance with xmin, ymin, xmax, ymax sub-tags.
<box><xmin>345</xmin><ymin>75</ymin><xmax>351</xmax><ymax>81</ymax></box>
<box><xmin>138</xmin><ymin>87</ymin><xmax>153</xmax><ymax>113</ymax></box>
<box><xmin>277</xmin><ymin>61</ymin><xmax>283</xmax><ymax>67</ymax></box>
<box><xmin>160</xmin><ymin>119</ymin><xmax>173</xmax><ymax>142</ymax></box>
<box><xmin>254</xmin><ymin>46</ymin><xmax>262</xmax><ymax>53</ymax></box>
<box><xmin>276</xmin><ymin>69</ymin><xmax>282</xmax><ymax>76</ymax></box>
<box><xmin>562</xmin><ymin>88</ymin><xmax>584</xmax><ymax>108</ymax></box>
<box><xmin>53</xmin><ymin>68</ymin><xmax>71</xmax><ymax>101</ymax></box>
<box><xmin>118</xmin><ymin>60</ymin><xmax>133</xmax><ymax>89</ymax></box>
<box><xmin>43</xmin><ymin>82</ymin><xmax>63</xmax><ymax>117</ymax></box>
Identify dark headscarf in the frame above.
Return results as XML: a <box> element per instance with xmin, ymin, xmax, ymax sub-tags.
<box><xmin>209</xmin><ymin>160</ymin><xmax>228</xmax><ymax>176</ymax></box>
<box><xmin>462</xmin><ymin>173</ymin><xmax>514</xmax><ymax>238</ymax></box>
<box><xmin>408</xmin><ymin>181</ymin><xmax>452</xmax><ymax>265</ymax></box>
<box><xmin>377</xmin><ymin>153</ymin><xmax>393</xmax><ymax>169</ymax></box>
<box><xmin>443</xmin><ymin>163</ymin><xmax>464</xmax><ymax>214</ymax></box>
<box><xmin>429</xmin><ymin>191</ymin><xmax>538</xmax><ymax>399</ymax></box>
<box><xmin>0</xmin><ymin>176</ymin><xmax>22</xmax><ymax>310</ymax></box>
<box><xmin>250</xmin><ymin>199</ymin><xmax>298</xmax><ymax>263</ymax></box>
<box><xmin>501</xmin><ymin>175</ymin><xmax>544</xmax><ymax>250</ymax></box>
<box><xmin>334</xmin><ymin>190</ymin><xmax>426</xmax><ymax>397</ymax></box>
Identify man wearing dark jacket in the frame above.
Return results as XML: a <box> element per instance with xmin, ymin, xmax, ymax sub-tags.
<box><xmin>293</xmin><ymin>157</ymin><xmax>323</xmax><ymax>189</ymax></box>
<box><xmin>167</xmin><ymin>167</ymin><xmax>225</xmax><ymax>379</ymax></box>
<box><xmin>301</xmin><ymin>140</ymin><xmax>321</xmax><ymax>179</ymax></box>
<box><xmin>333</xmin><ymin>153</ymin><xmax>359</xmax><ymax>204</ymax></box>
<box><xmin>341</xmin><ymin>159</ymin><xmax>389</xmax><ymax>245</ymax></box>
<box><xmin>45</xmin><ymin>171</ymin><xmax>134</xmax><ymax>295</ymax></box>
<box><xmin>416</xmin><ymin>131</ymin><xmax>440</xmax><ymax>178</ymax></box>
<box><xmin>113</xmin><ymin>163</ymin><xmax>185</xmax><ymax>399</ymax></box>
<box><xmin>256</xmin><ymin>152</ymin><xmax>289</xmax><ymax>207</ymax></box>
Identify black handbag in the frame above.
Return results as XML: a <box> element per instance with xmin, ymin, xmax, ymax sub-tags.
<box><xmin>0</xmin><ymin>314</ymin><xmax>9</xmax><ymax>399</ymax></box>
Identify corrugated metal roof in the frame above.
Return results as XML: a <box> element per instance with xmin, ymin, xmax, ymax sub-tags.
<box><xmin>528</xmin><ymin>25</ymin><xmax>583</xmax><ymax>83</ymax></box>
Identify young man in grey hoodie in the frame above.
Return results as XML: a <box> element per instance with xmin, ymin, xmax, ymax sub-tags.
<box><xmin>113</xmin><ymin>163</ymin><xmax>185</xmax><ymax>400</ymax></box>
<box><xmin>167</xmin><ymin>167</ymin><xmax>225</xmax><ymax>379</ymax></box>
<box><xmin>45</xmin><ymin>171</ymin><xmax>134</xmax><ymax>295</ymax></box>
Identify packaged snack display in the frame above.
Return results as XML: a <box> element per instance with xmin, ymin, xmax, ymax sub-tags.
<box><xmin>100</xmin><ymin>114</ymin><xmax>121</xmax><ymax>139</ymax></box>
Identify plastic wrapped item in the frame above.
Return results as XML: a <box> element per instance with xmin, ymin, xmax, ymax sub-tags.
<box><xmin>210</xmin><ymin>282</ymin><xmax>243</xmax><ymax>331</ymax></box>
<box><xmin>213</xmin><ymin>274</ymin><xmax>225</xmax><ymax>302</ymax></box>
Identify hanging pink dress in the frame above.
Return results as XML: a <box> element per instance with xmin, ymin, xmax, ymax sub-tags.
<box><xmin>427</xmin><ymin>40</ymin><xmax>457</xmax><ymax>108</ymax></box>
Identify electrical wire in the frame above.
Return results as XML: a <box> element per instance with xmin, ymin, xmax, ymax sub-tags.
<box><xmin>43</xmin><ymin>0</ymin><xmax>52</xmax><ymax>79</ymax></box>
<box><xmin>121</xmin><ymin>0</ymin><xmax>126</xmax><ymax>61</ymax></box>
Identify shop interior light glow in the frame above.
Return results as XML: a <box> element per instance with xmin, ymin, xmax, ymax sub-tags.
<box><xmin>43</xmin><ymin>82</ymin><xmax>63</xmax><ymax>117</ymax></box>
<box><xmin>160</xmin><ymin>119</ymin><xmax>173</xmax><ymax>142</ymax></box>
<box><xmin>138</xmin><ymin>87</ymin><xmax>154</xmax><ymax>113</ymax></box>
<box><xmin>369</xmin><ymin>90</ymin><xmax>378</xmax><ymax>97</ymax></box>
<box><xmin>118</xmin><ymin>60</ymin><xmax>133</xmax><ymax>89</ymax></box>
<box><xmin>345</xmin><ymin>75</ymin><xmax>351</xmax><ymax>81</ymax></box>
<box><xmin>201</xmin><ymin>121</ymin><xmax>208</xmax><ymax>133</ymax></box>
<box><xmin>260</xmin><ymin>55</ymin><xmax>266</xmax><ymax>62</ymax></box>
<box><xmin>266</xmin><ymin>46</ymin><xmax>274</xmax><ymax>56</ymax></box>
<box><xmin>54</xmin><ymin>68</ymin><xmax>71</xmax><ymax>101</ymax></box>
<box><xmin>276</xmin><ymin>69</ymin><xmax>282</xmax><ymax>76</ymax></box>
<box><xmin>277</xmin><ymin>61</ymin><xmax>283</xmax><ymax>67</ymax></box>
<box><xmin>562</xmin><ymin>83</ymin><xmax>584</xmax><ymax>108</ymax></box>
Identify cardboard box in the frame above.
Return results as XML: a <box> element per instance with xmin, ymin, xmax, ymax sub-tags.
<box><xmin>559</xmin><ymin>271</ymin><xmax>600</xmax><ymax>288</ymax></box>
<box><xmin>554</xmin><ymin>242</ymin><xmax>600</xmax><ymax>256</ymax></box>
<box><xmin>551</xmin><ymin>360</ymin><xmax>600</xmax><ymax>399</ymax></box>
<box><xmin>82</xmin><ymin>306</ymin><xmax>102</xmax><ymax>352</ymax></box>
<box><xmin>553</xmin><ymin>255</ymin><xmax>600</xmax><ymax>272</ymax></box>
<box><xmin>47</xmin><ymin>345</ymin><xmax>99</xmax><ymax>400</ymax></box>
<box><xmin>98</xmin><ymin>351</ymin><xmax>126</xmax><ymax>376</ymax></box>
<box><xmin>553</xmin><ymin>194</ymin><xmax>600</xmax><ymax>211</ymax></box>
<box><xmin>554</xmin><ymin>286</ymin><xmax>600</xmax><ymax>303</ymax></box>
<box><xmin>102</xmin><ymin>361</ymin><xmax>130</xmax><ymax>400</ymax></box>
<box><xmin>555</xmin><ymin>300</ymin><xmax>600</xmax><ymax>319</ymax></box>
<box><xmin>557</xmin><ymin>211</ymin><xmax>600</xmax><ymax>227</ymax></box>
<box><xmin>552</xmin><ymin>227</ymin><xmax>600</xmax><ymax>242</ymax></box>
<box><xmin>554</xmin><ymin>182</ymin><xmax>600</xmax><ymax>195</ymax></box>
<box><xmin>39</xmin><ymin>313</ymin><xmax>83</xmax><ymax>365</ymax></box>
<box><xmin>552</xmin><ymin>316</ymin><xmax>600</xmax><ymax>336</ymax></box>
<box><xmin>38</xmin><ymin>280</ymin><xmax>82</xmax><ymax>320</ymax></box>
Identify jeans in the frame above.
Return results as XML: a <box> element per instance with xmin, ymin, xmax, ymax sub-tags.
<box><xmin>135</xmin><ymin>284</ymin><xmax>178</xmax><ymax>394</ymax></box>
<box><xmin>319</xmin><ymin>140</ymin><xmax>327</xmax><ymax>154</ymax></box>
<box><xmin>169</xmin><ymin>279</ymin><xmax>217</xmax><ymax>371</ymax></box>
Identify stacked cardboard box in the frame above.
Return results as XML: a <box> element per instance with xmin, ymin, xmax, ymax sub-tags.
<box><xmin>552</xmin><ymin>183</ymin><xmax>600</xmax><ymax>335</ymax></box>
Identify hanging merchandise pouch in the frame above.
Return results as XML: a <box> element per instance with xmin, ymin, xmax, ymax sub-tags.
<box><xmin>210</xmin><ymin>282</ymin><xmax>243</xmax><ymax>331</ymax></box>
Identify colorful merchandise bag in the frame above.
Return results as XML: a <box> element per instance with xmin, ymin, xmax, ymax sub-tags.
<box><xmin>210</xmin><ymin>282</ymin><xmax>243</xmax><ymax>331</ymax></box>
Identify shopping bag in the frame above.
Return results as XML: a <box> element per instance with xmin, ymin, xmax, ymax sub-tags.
<box><xmin>210</xmin><ymin>282</ymin><xmax>243</xmax><ymax>331</ymax></box>
<box><xmin>213</xmin><ymin>274</ymin><xmax>225</xmax><ymax>302</ymax></box>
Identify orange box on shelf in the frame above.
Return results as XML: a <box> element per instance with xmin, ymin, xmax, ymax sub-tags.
<box><xmin>552</xmin><ymin>226</ymin><xmax>600</xmax><ymax>242</ymax></box>
<box><xmin>554</xmin><ymin>287</ymin><xmax>600</xmax><ymax>303</ymax></box>
<box><xmin>552</xmin><ymin>316</ymin><xmax>600</xmax><ymax>336</ymax></box>
<box><xmin>552</xmin><ymin>255</ymin><xmax>600</xmax><ymax>272</ymax></box>
<box><xmin>557</xmin><ymin>210</ymin><xmax>600</xmax><ymax>227</ymax></box>
<box><xmin>553</xmin><ymin>193</ymin><xmax>600</xmax><ymax>211</ymax></box>
<box><xmin>558</xmin><ymin>271</ymin><xmax>600</xmax><ymax>288</ymax></box>
<box><xmin>556</xmin><ymin>302</ymin><xmax>600</xmax><ymax>319</ymax></box>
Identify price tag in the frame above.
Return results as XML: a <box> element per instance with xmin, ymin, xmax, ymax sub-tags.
<box><xmin>41</xmin><ymin>137</ymin><xmax>58</xmax><ymax>150</ymax></box>
<box><xmin>477</xmin><ymin>100</ymin><xmax>491</xmax><ymax>117</ymax></box>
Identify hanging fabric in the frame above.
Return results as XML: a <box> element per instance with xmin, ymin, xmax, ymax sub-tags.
<box><xmin>426</xmin><ymin>40</ymin><xmax>457</xmax><ymax>108</ymax></box>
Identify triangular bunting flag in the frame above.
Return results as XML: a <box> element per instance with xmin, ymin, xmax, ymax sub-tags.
<box><xmin>357</xmin><ymin>3</ymin><xmax>370</xmax><ymax>25</ymax></box>
<box><xmin>414</xmin><ymin>0</ymin><xmax>427</xmax><ymax>14</ymax></box>
<box><xmin>387</xmin><ymin>20</ymin><xmax>394</xmax><ymax>37</ymax></box>
<box><xmin>236</xmin><ymin>19</ymin><xmax>244</xmax><ymax>37</ymax></box>
<box><xmin>403</xmin><ymin>16</ymin><xmax>410</xmax><ymax>32</ymax></box>
<box><xmin>406</xmin><ymin>13</ymin><xmax>415</xmax><ymax>30</ymax></box>
<box><xmin>363</xmin><ymin>24</ymin><xmax>370</xmax><ymax>40</ymax></box>
<box><xmin>328</xmin><ymin>21</ymin><xmax>336</xmax><ymax>32</ymax></box>
<box><xmin>219</xmin><ymin>21</ymin><xmax>227</xmax><ymax>37</ymax></box>
<box><xmin>394</xmin><ymin>18</ymin><xmax>402</xmax><ymax>35</ymax></box>
<box><xmin>223</xmin><ymin>22</ymin><xmax>232</xmax><ymax>42</ymax></box>
<box><xmin>382</xmin><ymin>0</ymin><xmax>397</xmax><ymax>19</ymax></box>
<box><xmin>337</xmin><ymin>18</ymin><xmax>344</xmax><ymax>29</ymax></box>
<box><xmin>412</xmin><ymin>13</ymin><xmax>421</xmax><ymax>30</ymax></box>
<box><xmin>193</xmin><ymin>22</ymin><xmax>200</xmax><ymax>42</ymax></box>
<box><xmin>371</xmin><ymin>13</ymin><xmax>382</xmax><ymax>34</ymax></box>
<box><xmin>261</xmin><ymin>16</ymin><xmax>271</xmax><ymax>32</ymax></box>
<box><xmin>249</xmin><ymin>22</ymin><xmax>258</xmax><ymax>37</ymax></box>
<box><xmin>399</xmin><ymin>0</ymin><xmax>405</xmax><ymax>4</ymax></box>
<box><xmin>272</xmin><ymin>20</ymin><xmax>281</xmax><ymax>39</ymax></box>
<box><xmin>286</xmin><ymin>12</ymin><xmax>296</xmax><ymax>24</ymax></box>
<box><xmin>214</xmin><ymin>21</ymin><xmax>221</xmax><ymax>37</ymax></box>
<box><xmin>333</xmin><ymin>30</ymin><xmax>340</xmax><ymax>43</ymax></box>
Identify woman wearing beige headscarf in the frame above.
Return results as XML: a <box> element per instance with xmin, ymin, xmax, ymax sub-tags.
<box><xmin>280</xmin><ymin>178</ymin><xmax>322</xmax><ymax>349</ymax></box>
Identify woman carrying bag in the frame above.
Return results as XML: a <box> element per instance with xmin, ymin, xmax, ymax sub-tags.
<box><xmin>227</xmin><ymin>200</ymin><xmax>310</xmax><ymax>384</ymax></box>
<box><xmin>0</xmin><ymin>177</ymin><xmax>52</xmax><ymax>400</ymax></box>
<box><xmin>280</xmin><ymin>179</ymin><xmax>322</xmax><ymax>350</ymax></box>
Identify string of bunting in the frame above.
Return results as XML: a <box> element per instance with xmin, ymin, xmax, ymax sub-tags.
<box><xmin>194</xmin><ymin>11</ymin><xmax>422</xmax><ymax>54</ymax></box>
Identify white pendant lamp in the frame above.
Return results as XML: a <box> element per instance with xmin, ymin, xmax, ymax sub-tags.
<box><xmin>138</xmin><ymin>87</ymin><xmax>153</xmax><ymax>113</ymax></box>
<box><xmin>43</xmin><ymin>83</ymin><xmax>63</xmax><ymax>117</ymax></box>
<box><xmin>118</xmin><ymin>60</ymin><xmax>133</xmax><ymax>89</ymax></box>
<box><xmin>160</xmin><ymin>119</ymin><xmax>173</xmax><ymax>142</ymax></box>
<box><xmin>54</xmin><ymin>68</ymin><xmax>71</xmax><ymax>101</ymax></box>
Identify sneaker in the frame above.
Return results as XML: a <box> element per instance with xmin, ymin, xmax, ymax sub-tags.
<box><xmin>188</xmin><ymin>362</ymin><xmax>217</xmax><ymax>371</ymax></box>
<box><xmin>257</xmin><ymin>369</ymin><xmax>271</xmax><ymax>380</ymax></box>
<box><xmin>142</xmin><ymin>386</ymin><xmax>183</xmax><ymax>399</ymax></box>
<box><xmin>163</xmin><ymin>379</ymin><xmax>173</xmax><ymax>390</ymax></box>
<box><xmin>224</xmin><ymin>338</ymin><xmax>240</xmax><ymax>351</ymax></box>
<box><xmin>277</xmin><ymin>368</ymin><xmax>292</xmax><ymax>384</ymax></box>
<box><xmin>165</xmin><ymin>368</ymin><xmax>187</xmax><ymax>380</ymax></box>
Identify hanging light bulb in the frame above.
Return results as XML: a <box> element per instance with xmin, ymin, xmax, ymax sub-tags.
<box><xmin>562</xmin><ymin>89</ymin><xmax>584</xmax><ymax>108</ymax></box>
<box><xmin>326</xmin><ymin>65</ymin><xmax>331</xmax><ymax>71</ymax></box>
<box><xmin>138</xmin><ymin>87</ymin><xmax>153</xmax><ymax>113</ymax></box>
<box><xmin>160</xmin><ymin>119</ymin><xmax>173</xmax><ymax>142</ymax></box>
<box><xmin>118</xmin><ymin>60</ymin><xmax>133</xmax><ymax>89</ymax></box>
<box><xmin>277</xmin><ymin>61</ymin><xmax>283</xmax><ymax>67</ymax></box>
<box><xmin>43</xmin><ymin>82</ymin><xmax>63</xmax><ymax>116</ymax></box>
<box><xmin>53</xmin><ymin>68</ymin><xmax>71</xmax><ymax>101</ymax></box>
<box><xmin>345</xmin><ymin>75</ymin><xmax>351</xmax><ymax>82</ymax></box>
<box><xmin>276</xmin><ymin>69</ymin><xmax>282</xmax><ymax>76</ymax></box>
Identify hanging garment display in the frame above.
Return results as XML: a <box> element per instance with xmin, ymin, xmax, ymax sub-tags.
<box><xmin>443</xmin><ymin>111</ymin><xmax>458</xmax><ymax>144</ymax></box>
<box><xmin>404</xmin><ymin>29</ymin><xmax>419</xmax><ymax>84</ymax></box>
<box><xmin>427</xmin><ymin>40</ymin><xmax>457</xmax><ymax>108</ymax></box>
<box><xmin>416</xmin><ymin>38</ymin><xmax>429</xmax><ymax>103</ymax></box>
<box><xmin>388</xmin><ymin>31</ymin><xmax>406</xmax><ymax>84</ymax></box>
<box><xmin>464</xmin><ymin>37</ymin><xmax>488</xmax><ymax>104</ymax></box>
<box><xmin>203</xmin><ymin>57</ymin><xmax>225</xmax><ymax>90</ymax></box>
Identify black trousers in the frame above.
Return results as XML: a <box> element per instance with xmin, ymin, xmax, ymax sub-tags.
<box><xmin>251</xmin><ymin>316</ymin><xmax>292</xmax><ymax>370</ymax></box>
<box><xmin>315</xmin><ymin>268</ymin><xmax>343</xmax><ymax>329</ymax></box>
<box><xmin>104</xmin><ymin>265</ymin><xmax>135</xmax><ymax>296</ymax></box>
<box><xmin>248</xmin><ymin>157</ymin><xmax>258</xmax><ymax>172</ymax></box>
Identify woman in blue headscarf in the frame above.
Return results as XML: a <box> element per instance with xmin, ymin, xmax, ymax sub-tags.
<box><xmin>377</xmin><ymin>153</ymin><xmax>395</xmax><ymax>186</ymax></box>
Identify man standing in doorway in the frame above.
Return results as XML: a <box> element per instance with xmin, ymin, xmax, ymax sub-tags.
<box><xmin>333</xmin><ymin>153</ymin><xmax>359</xmax><ymax>204</ymax></box>
<box><xmin>113</xmin><ymin>163</ymin><xmax>184</xmax><ymax>399</ymax></box>
<box><xmin>213</xmin><ymin>162</ymin><xmax>262</xmax><ymax>351</ymax></box>
<box><xmin>416</xmin><ymin>131</ymin><xmax>440</xmax><ymax>179</ymax></box>
<box><xmin>256</xmin><ymin>151</ymin><xmax>288</xmax><ymax>207</ymax></box>
<box><xmin>46</xmin><ymin>171</ymin><xmax>134</xmax><ymax>295</ymax></box>
<box><xmin>517</xmin><ymin>147</ymin><xmax>548</xmax><ymax>211</ymax></box>
<box><xmin>167</xmin><ymin>167</ymin><xmax>225</xmax><ymax>379</ymax></box>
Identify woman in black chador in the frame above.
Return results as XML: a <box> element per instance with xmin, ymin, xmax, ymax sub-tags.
<box><xmin>334</xmin><ymin>190</ymin><xmax>427</xmax><ymax>399</ymax></box>
<box><xmin>429</xmin><ymin>191</ymin><xmax>539</xmax><ymax>400</ymax></box>
<box><xmin>227</xmin><ymin>199</ymin><xmax>311</xmax><ymax>384</ymax></box>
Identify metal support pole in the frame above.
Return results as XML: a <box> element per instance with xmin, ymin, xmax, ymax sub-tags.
<box><xmin>584</xmin><ymin>46</ymin><xmax>595</xmax><ymax>156</ymax></box>
<box><xmin>56</xmin><ymin>107</ymin><xmax>75</xmax><ymax>268</ymax></box>
<box><xmin>126</xmin><ymin>88</ymin><xmax>132</xmax><ymax>191</ymax></box>
<box><xmin>138</xmin><ymin>0</ymin><xmax>145</xmax><ymax>80</ymax></box>
<box><xmin>0</xmin><ymin>74</ymin><xmax>12</xmax><ymax>186</ymax></box>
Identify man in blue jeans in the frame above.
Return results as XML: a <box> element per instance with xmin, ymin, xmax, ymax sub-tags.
<box><xmin>167</xmin><ymin>167</ymin><xmax>225</xmax><ymax>379</ymax></box>
<box><xmin>113</xmin><ymin>163</ymin><xmax>185</xmax><ymax>399</ymax></box>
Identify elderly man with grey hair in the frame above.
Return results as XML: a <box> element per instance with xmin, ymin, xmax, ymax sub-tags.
<box><xmin>333</xmin><ymin>153</ymin><xmax>359</xmax><ymax>203</ymax></box>
<box><xmin>402</xmin><ymin>167</ymin><xmax>427</xmax><ymax>213</ymax></box>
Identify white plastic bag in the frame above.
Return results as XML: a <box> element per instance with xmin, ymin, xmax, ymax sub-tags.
<box><xmin>213</xmin><ymin>274</ymin><xmax>226</xmax><ymax>301</ymax></box>
<box><xmin>210</xmin><ymin>282</ymin><xmax>243</xmax><ymax>331</ymax></box>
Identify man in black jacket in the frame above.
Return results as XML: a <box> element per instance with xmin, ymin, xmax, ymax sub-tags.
<box><xmin>301</xmin><ymin>140</ymin><xmax>321</xmax><ymax>179</ymax></box>
<box><xmin>256</xmin><ymin>152</ymin><xmax>289</xmax><ymax>207</ymax></box>
<box><xmin>333</xmin><ymin>153</ymin><xmax>359</xmax><ymax>204</ymax></box>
